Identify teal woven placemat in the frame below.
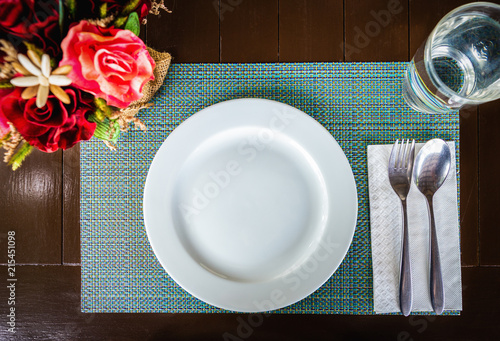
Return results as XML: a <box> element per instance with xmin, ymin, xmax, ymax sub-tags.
<box><xmin>81</xmin><ymin>62</ymin><xmax>459</xmax><ymax>314</ymax></box>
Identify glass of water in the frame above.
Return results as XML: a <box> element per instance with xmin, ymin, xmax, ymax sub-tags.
<box><xmin>402</xmin><ymin>2</ymin><xmax>500</xmax><ymax>114</ymax></box>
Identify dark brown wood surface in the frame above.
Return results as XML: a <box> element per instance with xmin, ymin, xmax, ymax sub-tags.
<box><xmin>0</xmin><ymin>266</ymin><xmax>498</xmax><ymax>340</ymax></box>
<box><xmin>1</xmin><ymin>0</ymin><xmax>500</xmax><ymax>339</ymax></box>
<box><xmin>279</xmin><ymin>0</ymin><xmax>343</xmax><ymax>62</ymax></box>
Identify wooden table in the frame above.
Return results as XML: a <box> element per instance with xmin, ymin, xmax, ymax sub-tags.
<box><xmin>2</xmin><ymin>1</ymin><xmax>500</xmax><ymax>339</ymax></box>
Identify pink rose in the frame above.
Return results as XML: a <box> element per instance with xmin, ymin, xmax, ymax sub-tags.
<box><xmin>60</xmin><ymin>21</ymin><xmax>155</xmax><ymax>108</ymax></box>
<box><xmin>0</xmin><ymin>110</ymin><xmax>11</xmax><ymax>138</ymax></box>
<box><xmin>0</xmin><ymin>88</ymin><xmax>14</xmax><ymax>138</ymax></box>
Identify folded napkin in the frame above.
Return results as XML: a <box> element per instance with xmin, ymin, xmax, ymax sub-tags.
<box><xmin>367</xmin><ymin>142</ymin><xmax>462</xmax><ymax>314</ymax></box>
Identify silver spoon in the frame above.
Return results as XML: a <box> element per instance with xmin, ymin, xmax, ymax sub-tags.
<box><xmin>413</xmin><ymin>139</ymin><xmax>451</xmax><ymax>315</ymax></box>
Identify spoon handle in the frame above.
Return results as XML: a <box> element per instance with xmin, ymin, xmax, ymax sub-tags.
<box><xmin>427</xmin><ymin>197</ymin><xmax>444</xmax><ymax>314</ymax></box>
<box><xmin>399</xmin><ymin>199</ymin><xmax>412</xmax><ymax>316</ymax></box>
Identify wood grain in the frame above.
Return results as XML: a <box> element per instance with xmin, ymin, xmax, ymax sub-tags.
<box><xmin>477</xmin><ymin>2</ymin><xmax>500</xmax><ymax>266</ymax></box>
<box><xmin>146</xmin><ymin>0</ymin><xmax>220</xmax><ymax>63</ymax></box>
<box><xmin>459</xmin><ymin>107</ymin><xmax>479</xmax><ymax>266</ymax></box>
<box><xmin>0</xmin><ymin>265</ymin><xmax>498</xmax><ymax>340</ymax></box>
<box><xmin>478</xmin><ymin>100</ymin><xmax>500</xmax><ymax>265</ymax></box>
<box><xmin>409</xmin><ymin>0</ymin><xmax>491</xmax><ymax>56</ymax></box>
<box><xmin>63</xmin><ymin>146</ymin><xmax>81</xmax><ymax>264</ymax></box>
<box><xmin>220</xmin><ymin>0</ymin><xmax>279</xmax><ymax>62</ymax></box>
<box><xmin>0</xmin><ymin>150</ymin><xmax>62</xmax><ymax>265</ymax></box>
<box><xmin>279</xmin><ymin>0</ymin><xmax>344</xmax><ymax>62</ymax></box>
<box><xmin>345</xmin><ymin>0</ymin><xmax>408</xmax><ymax>62</ymax></box>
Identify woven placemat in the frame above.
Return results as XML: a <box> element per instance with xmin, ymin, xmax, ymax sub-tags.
<box><xmin>81</xmin><ymin>62</ymin><xmax>459</xmax><ymax>314</ymax></box>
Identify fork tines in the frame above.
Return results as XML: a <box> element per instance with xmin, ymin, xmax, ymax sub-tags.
<box><xmin>389</xmin><ymin>139</ymin><xmax>416</xmax><ymax>171</ymax></box>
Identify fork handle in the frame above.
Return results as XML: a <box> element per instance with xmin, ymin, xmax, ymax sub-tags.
<box><xmin>399</xmin><ymin>199</ymin><xmax>412</xmax><ymax>316</ymax></box>
<box><xmin>426</xmin><ymin>196</ymin><xmax>445</xmax><ymax>315</ymax></box>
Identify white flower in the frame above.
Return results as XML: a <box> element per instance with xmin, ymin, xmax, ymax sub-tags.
<box><xmin>10</xmin><ymin>51</ymin><xmax>73</xmax><ymax>109</ymax></box>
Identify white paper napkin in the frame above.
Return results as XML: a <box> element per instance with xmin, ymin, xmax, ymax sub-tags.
<box><xmin>367</xmin><ymin>142</ymin><xmax>462</xmax><ymax>314</ymax></box>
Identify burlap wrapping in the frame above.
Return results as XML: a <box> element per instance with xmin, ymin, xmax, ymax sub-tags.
<box><xmin>132</xmin><ymin>48</ymin><xmax>172</xmax><ymax>106</ymax></box>
<box><xmin>111</xmin><ymin>48</ymin><xmax>171</xmax><ymax>135</ymax></box>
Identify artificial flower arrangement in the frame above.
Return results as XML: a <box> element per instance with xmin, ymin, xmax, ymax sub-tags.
<box><xmin>0</xmin><ymin>0</ymin><xmax>171</xmax><ymax>169</ymax></box>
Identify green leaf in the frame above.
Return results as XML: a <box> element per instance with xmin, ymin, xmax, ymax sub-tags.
<box><xmin>8</xmin><ymin>142</ymin><xmax>33</xmax><ymax>171</ymax></box>
<box><xmin>65</xmin><ymin>0</ymin><xmax>77</xmax><ymax>19</ymax></box>
<box><xmin>124</xmin><ymin>12</ymin><xmax>140</xmax><ymax>36</ymax></box>
<box><xmin>89</xmin><ymin>116</ymin><xmax>120</xmax><ymax>144</ymax></box>
<box><xmin>93</xmin><ymin>98</ymin><xmax>114</xmax><ymax>120</ymax></box>
<box><xmin>114</xmin><ymin>0</ymin><xmax>143</xmax><ymax>27</ymax></box>
<box><xmin>114</xmin><ymin>16</ymin><xmax>128</xmax><ymax>28</ymax></box>
<box><xmin>94</xmin><ymin>97</ymin><xmax>108</xmax><ymax>110</ymax></box>
<box><xmin>99</xmin><ymin>3</ymin><xmax>108</xmax><ymax>19</ymax></box>
<box><xmin>121</xmin><ymin>0</ymin><xmax>141</xmax><ymax>16</ymax></box>
<box><xmin>0</xmin><ymin>81</ymin><xmax>15</xmax><ymax>89</ymax></box>
<box><xmin>92</xmin><ymin>108</ymin><xmax>106</xmax><ymax>122</ymax></box>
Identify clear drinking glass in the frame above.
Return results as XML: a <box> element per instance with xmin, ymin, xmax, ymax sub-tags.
<box><xmin>402</xmin><ymin>2</ymin><xmax>500</xmax><ymax>114</ymax></box>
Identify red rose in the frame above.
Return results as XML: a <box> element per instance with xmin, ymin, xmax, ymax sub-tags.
<box><xmin>0</xmin><ymin>0</ymin><xmax>61</xmax><ymax>57</ymax></box>
<box><xmin>28</xmin><ymin>9</ymin><xmax>61</xmax><ymax>57</ymax></box>
<box><xmin>0</xmin><ymin>88</ymin><xmax>96</xmax><ymax>152</ymax></box>
<box><xmin>0</xmin><ymin>0</ymin><xmax>34</xmax><ymax>37</ymax></box>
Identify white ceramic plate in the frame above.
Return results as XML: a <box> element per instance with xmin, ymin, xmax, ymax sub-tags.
<box><xmin>143</xmin><ymin>98</ymin><xmax>357</xmax><ymax>312</ymax></box>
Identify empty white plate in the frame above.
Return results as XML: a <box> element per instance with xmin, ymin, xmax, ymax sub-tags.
<box><xmin>143</xmin><ymin>98</ymin><xmax>357</xmax><ymax>312</ymax></box>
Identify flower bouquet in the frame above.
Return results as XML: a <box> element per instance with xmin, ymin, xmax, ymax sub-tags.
<box><xmin>0</xmin><ymin>0</ymin><xmax>171</xmax><ymax>169</ymax></box>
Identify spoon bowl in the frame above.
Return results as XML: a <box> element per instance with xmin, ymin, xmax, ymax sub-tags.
<box><xmin>413</xmin><ymin>139</ymin><xmax>451</xmax><ymax>197</ymax></box>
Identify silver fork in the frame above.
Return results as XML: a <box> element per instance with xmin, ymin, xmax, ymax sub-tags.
<box><xmin>388</xmin><ymin>139</ymin><xmax>415</xmax><ymax>316</ymax></box>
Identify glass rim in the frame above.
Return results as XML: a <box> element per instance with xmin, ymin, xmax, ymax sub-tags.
<box><xmin>424</xmin><ymin>1</ymin><xmax>500</xmax><ymax>103</ymax></box>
